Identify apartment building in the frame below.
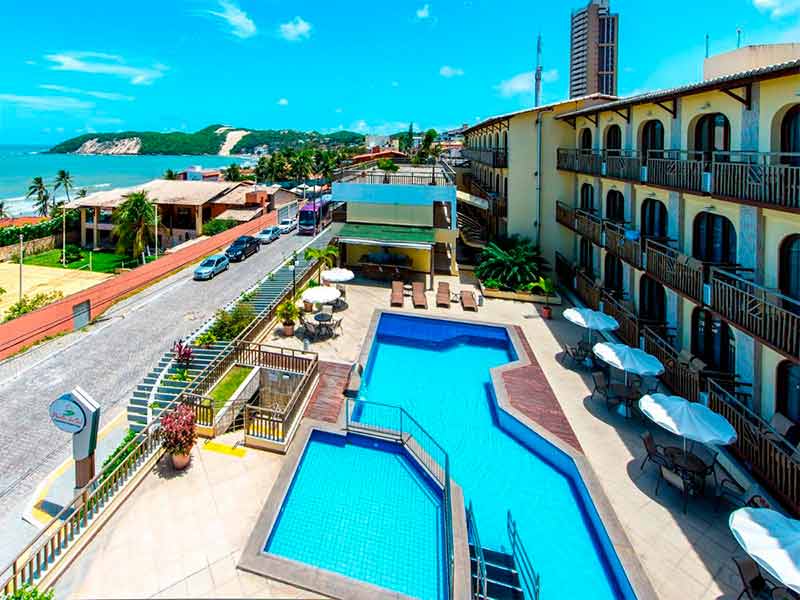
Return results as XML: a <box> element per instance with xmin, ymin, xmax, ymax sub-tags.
<box><xmin>569</xmin><ymin>0</ymin><xmax>619</xmax><ymax>98</ymax></box>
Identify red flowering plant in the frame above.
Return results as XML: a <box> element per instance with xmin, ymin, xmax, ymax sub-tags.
<box><xmin>160</xmin><ymin>403</ymin><xmax>197</xmax><ymax>456</ymax></box>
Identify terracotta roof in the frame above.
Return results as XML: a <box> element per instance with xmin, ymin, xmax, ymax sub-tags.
<box><xmin>0</xmin><ymin>216</ymin><xmax>47</xmax><ymax>228</ymax></box>
<box><xmin>69</xmin><ymin>180</ymin><xmax>249</xmax><ymax>209</ymax></box>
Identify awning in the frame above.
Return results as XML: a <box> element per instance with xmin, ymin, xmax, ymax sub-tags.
<box><xmin>337</xmin><ymin>223</ymin><xmax>434</xmax><ymax>250</ymax></box>
<box><xmin>457</xmin><ymin>190</ymin><xmax>489</xmax><ymax>210</ymax></box>
<box><xmin>215</xmin><ymin>206</ymin><xmax>263</xmax><ymax>222</ymax></box>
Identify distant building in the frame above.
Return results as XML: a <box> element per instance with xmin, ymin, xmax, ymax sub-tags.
<box><xmin>569</xmin><ymin>0</ymin><xmax>618</xmax><ymax>98</ymax></box>
<box><xmin>178</xmin><ymin>166</ymin><xmax>222</xmax><ymax>182</ymax></box>
<box><xmin>349</xmin><ymin>150</ymin><xmax>407</xmax><ymax>165</ymax></box>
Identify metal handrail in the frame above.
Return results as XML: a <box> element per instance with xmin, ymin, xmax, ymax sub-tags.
<box><xmin>507</xmin><ymin>511</ymin><xmax>541</xmax><ymax>600</ymax></box>
<box><xmin>345</xmin><ymin>398</ymin><xmax>454</xmax><ymax>599</ymax></box>
<box><xmin>466</xmin><ymin>502</ymin><xmax>487</xmax><ymax>600</ymax></box>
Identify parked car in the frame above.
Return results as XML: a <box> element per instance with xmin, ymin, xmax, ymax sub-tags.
<box><xmin>255</xmin><ymin>226</ymin><xmax>281</xmax><ymax>244</ymax></box>
<box><xmin>278</xmin><ymin>218</ymin><xmax>297</xmax><ymax>234</ymax></box>
<box><xmin>193</xmin><ymin>254</ymin><xmax>229</xmax><ymax>280</ymax></box>
<box><xmin>225</xmin><ymin>235</ymin><xmax>260</xmax><ymax>262</ymax></box>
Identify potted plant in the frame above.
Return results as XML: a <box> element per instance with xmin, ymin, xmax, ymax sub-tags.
<box><xmin>482</xmin><ymin>278</ymin><xmax>503</xmax><ymax>292</ymax></box>
<box><xmin>160</xmin><ymin>403</ymin><xmax>196</xmax><ymax>470</ymax></box>
<box><xmin>277</xmin><ymin>300</ymin><xmax>300</xmax><ymax>336</ymax></box>
<box><xmin>533</xmin><ymin>277</ymin><xmax>556</xmax><ymax>319</ymax></box>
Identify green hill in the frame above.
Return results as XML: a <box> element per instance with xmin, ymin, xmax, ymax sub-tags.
<box><xmin>231</xmin><ymin>129</ymin><xmax>364</xmax><ymax>153</ymax></box>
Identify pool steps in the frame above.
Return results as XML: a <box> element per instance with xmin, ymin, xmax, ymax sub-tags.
<box><xmin>469</xmin><ymin>545</ymin><xmax>524</xmax><ymax>600</ymax></box>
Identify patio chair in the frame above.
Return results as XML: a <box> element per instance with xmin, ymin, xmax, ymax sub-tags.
<box><xmin>344</xmin><ymin>363</ymin><xmax>363</xmax><ymax>398</ymax></box>
<box><xmin>412</xmin><ymin>282</ymin><xmax>428</xmax><ymax>309</ymax></box>
<box><xmin>331</xmin><ymin>317</ymin><xmax>343</xmax><ymax>336</ymax></box>
<box><xmin>640</xmin><ymin>431</ymin><xmax>669</xmax><ymax>473</ymax></box>
<box><xmin>690</xmin><ymin>444</ymin><xmax>720</xmax><ymax>492</ymax></box>
<box><xmin>561</xmin><ymin>343</ymin><xmax>588</xmax><ymax>367</ymax></box>
<box><xmin>733</xmin><ymin>556</ymin><xmax>774</xmax><ymax>599</ymax></box>
<box><xmin>590</xmin><ymin>371</ymin><xmax>624</xmax><ymax>412</ymax></box>
<box><xmin>460</xmin><ymin>290</ymin><xmax>477</xmax><ymax>311</ymax></box>
<box><xmin>321</xmin><ymin>304</ymin><xmax>334</xmax><ymax>316</ymax></box>
<box><xmin>655</xmin><ymin>463</ymin><xmax>700</xmax><ymax>514</ymax></box>
<box><xmin>716</xmin><ymin>476</ymin><xmax>771</xmax><ymax>512</ymax></box>
<box><xmin>336</xmin><ymin>284</ymin><xmax>347</xmax><ymax>298</ymax></box>
<box><xmin>391</xmin><ymin>281</ymin><xmax>404</xmax><ymax>307</ymax></box>
<box><xmin>304</xmin><ymin>319</ymin><xmax>319</xmax><ymax>341</ymax></box>
<box><xmin>436</xmin><ymin>281</ymin><xmax>451</xmax><ymax>308</ymax></box>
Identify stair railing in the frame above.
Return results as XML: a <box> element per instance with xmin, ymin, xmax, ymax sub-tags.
<box><xmin>466</xmin><ymin>502</ymin><xmax>487</xmax><ymax>600</ymax></box>
<box><xmin>507</xmin><ymin>511</ymin><xmax>541</xmax><ymax>600</ymax></box>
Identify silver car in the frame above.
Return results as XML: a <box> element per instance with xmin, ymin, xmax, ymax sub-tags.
<box><xmin>255</xmin><ymin>226</ymin><xmax>281</xmax><ymax>244</ymax></box>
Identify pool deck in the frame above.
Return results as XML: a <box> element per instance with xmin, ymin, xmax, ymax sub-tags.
<box><xmin>51</xmin><ymin>273</ymin><xmax>744</xmax><ymax>599</ymax></box>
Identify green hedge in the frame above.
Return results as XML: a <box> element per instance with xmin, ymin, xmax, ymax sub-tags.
<box><xmin>0</xmin><ymin>218</ymin><xmax>64</xmax><ymax>247</ymax></box>
<box><xmin>202</xmin><ymin>218</ymin><xmax>238</xmax><ymax>236</ymax></box>
<box><xmin>99</xmin><ymin>429</ymin><xmax>137</xmax><ymax>483</ymax></box>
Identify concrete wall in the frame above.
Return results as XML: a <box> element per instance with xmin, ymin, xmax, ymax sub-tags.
<box><xmin>0</xmin><ymin>235</ymin><xmax>55</xmax><ymax>262</ymax></box>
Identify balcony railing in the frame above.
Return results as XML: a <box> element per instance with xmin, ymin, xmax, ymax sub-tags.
<box><xmin>713</xmin><ymin>151</ymin><xmax>800</xmax><ymax>211</ymax></box>
<box><xmin>556</xmin><ymin>201</ymin><xmax>576</xmax><ymax>230</ymax></box>
<box><xmin>644</xmin><ymin>239</ymin><xmax>708</xmax><ymax>304</ymax></box>
<box><xmin>710</xmin><ymin>268</ymin><xmax>800</xmax><ymax>360</ymax></box>
<box><xmin>601</xmin><ymin>294</ymin><xmax>643</xmax><ymax>347</ymax></box>
<box><xmin>575</xmin><ymin>209</ymin><xmax>603</xmax><ymax>246</ymax></box>
<box><xmin>464</xmin><ymin>147</ymin><xmax>508</xmax><ymax>168</ymax></box>
<box><xmin>646</xmin><ymin>150</ymin><xmax>707</xmax><ymax>194</ymax></box>
<box><xmin>557</xmin><ymin>148</ymin><xmax>603</xmax><ymax>176</ymax></box>
<box><xmin>575</xmin><ymin>269</ymin><xmax>601</xmax><ymax>310</ymax></box>
<box><xmin>603</xmin><ymin>150</ymin><xmax>642</xmax><ymax>181</ymax></box>
<box><xmin>707</xmin><ymin>378</ymin><xmax>800</xmax><ymax>516</ymax></box>
<box><xmin>604</xmin><ymin>222</ymin><xmax>644</xmax><ymax>269</ymax></box>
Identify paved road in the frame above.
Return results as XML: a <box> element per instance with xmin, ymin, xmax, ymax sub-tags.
<box><xmin>0</xmin><ymin>231</ymin><xmax>313</xmax><ymax>567</ymax></box>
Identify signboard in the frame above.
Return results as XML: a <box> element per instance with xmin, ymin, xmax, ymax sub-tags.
<box><xmin>49</xmin><ymin>393</ymin><xmax>87</xmax><ymax>434</ymax></box>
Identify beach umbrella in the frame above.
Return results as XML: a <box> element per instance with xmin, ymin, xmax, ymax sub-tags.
<box><xmin>730</xmin><ymin>508</ymin><xmax>800</xmax><ymax>593</ymax></box>
<box><xmin>593</xmin><ymin>343</ymin><xmax>664</xmax><ymax>376</ymax></box>
<box><xmin>563</xmin><ymin>308</ymin><xmax>619</xmax><ymax>332</ymax></box>
<box><xmin>321</xmin><ymin>268</ymin><xmax>355</xmax><ymax>284</ymax></box>
<box><xmin>301</xmin><ymin>286</ymin><xmax>341</xmax><ymax>304</ymax></box>
<box><xmin>639</xmin><ymin>393</ymin><xmax>736</xmax><ymax>451</ymax></box>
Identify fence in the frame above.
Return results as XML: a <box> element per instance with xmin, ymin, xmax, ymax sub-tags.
<box><xmin>345</xmin><ymin>398</ymin><xmax>454</xmax><ymax>600</ymax></box>
<box><xmin>507</xmin><ymin>511</ymin><xmax>541</xmax><ymax>600</ymax></box>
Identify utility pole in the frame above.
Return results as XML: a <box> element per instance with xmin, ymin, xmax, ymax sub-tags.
<box><xmin>737</xmin><ymin>28</ymin><xmax>742</xmax><ymax>48</ymax></box>
<box><xmin>705</xmin><ymin>34</ymin><xmax>710</xmax><ymax>58</ymax></box>
<box><xmin>534</xmin><ymin>34</ymin><xmax>543</xmax><ymax>108</ymax></box>
<box><xmin>154</xmin><ymin>203</ymin><xmax>158</xmax><ymax>258</ymax></box>
<box><xmin>62</xmin><ymin>203</ymin><xmax>66</xmax><ymax>266</ymax></box>
<box><xmin>18</xmin><ymin>234</ymin><xmax>23</xmax><ymax>302</ymax></box>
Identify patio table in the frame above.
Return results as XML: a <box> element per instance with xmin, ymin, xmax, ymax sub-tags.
<box><xmin>664</xmin><ymin>446</ymin><xmax>707</xmax><ymax>476</ymax></box>
<box><xmin>314</xmin><ymin>313</ymin><xmax>332</xmax><ymax>323</ymax></box>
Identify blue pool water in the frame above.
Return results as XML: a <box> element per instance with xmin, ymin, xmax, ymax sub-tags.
<box><xmin>355</xmin><ymin>314</ymin><xmax>633</xmax><ymax>600</ymax></box>
<box><xmin>265</xmin><ymin>431</ymin><xmax>446</xmax><ymax>600</ymax></box>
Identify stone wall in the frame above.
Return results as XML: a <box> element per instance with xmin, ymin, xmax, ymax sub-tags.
<box><xmin>0</xmin><ymin>236</ymin><xmax>55</xmax><ymax>262</ymax></box>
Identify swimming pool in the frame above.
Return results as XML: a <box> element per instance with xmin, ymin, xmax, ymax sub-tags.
<box><xmin>354</xmin><ymin>313</ymin><xmax>635</xmax><ymax>600</ymax></box>
<box><xmin>264</xmin><ymin>430</ymin><xmax>447</xmax><ymax>600</ymax></box>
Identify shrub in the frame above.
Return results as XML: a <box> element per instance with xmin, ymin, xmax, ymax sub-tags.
<box><xmin>62</xmin><ymin>244</ymin><xmax>82</xmax><ymax>263</ymax></box>
<box><xmin>277</xmin><ymin>300</ymin><xmax>299</xmax><ymax>324</ymax></box>
<box><xmin>3</xmin><ymin>585</ymin><xmax>54</xmax><ymax>600</ymax></box>
<box><xmin>168</xmin><ymin>368</ymin><xmax>191</xmax><ymax>382</ymax></box>
<box><xmin>99</xmin><ymin>429</ymin><xmax>137</xmax><ymax>483</ymax></box>
<box><xmin>202</xmin><ymin>219</ymin><xmax>237</xmax><ymax>236</ymax></box>
<box><xmin>475</xmin><ymin>238</ymin><xmax>547</xmax><ymax>292</ymax></box>
<box><xmin>195</xmin><ymin>331</ymin><xmax>217</xmax><ymax>347</ymax></box>
<box><xmin>207</xmin><ymin>303</ymin><xmax>255</xmax><ymax>340</ymax></box>
<box><xmin>160</xmin><ymin>404</ymin><xmax>196</xmax><ymax>456</ymax></box>
<box><xmin>482</xmin><ymin>278</ymin><xmax>503</xmax><ymax>290</ymax></box>
<box><xmin>172</xmin><ymin>340</ymin><xmax>193</xmax><ymax>371</ymax></box>
<box><xmin>4</xmin><ymin>291</ymin><xmax>63</xmax><ymax>322</ymax></box>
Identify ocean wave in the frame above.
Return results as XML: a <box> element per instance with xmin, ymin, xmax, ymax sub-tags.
<box><xmin>92</xmin><ymin>182</ymin><xmax>111</xmax><ymax>188</ymax></box>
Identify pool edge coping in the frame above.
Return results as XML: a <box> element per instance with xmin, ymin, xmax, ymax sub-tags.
<box><xmin>238</xmin><ymin>418</ymin><xmax>471</xmax><ymax>600</ymax></box>
<box><xmin>357</xmin><ymin>309</ymin><xmax>658</xmax><ymax>600</ymax></box>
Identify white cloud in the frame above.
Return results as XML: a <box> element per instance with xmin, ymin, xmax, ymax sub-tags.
<box><xmin>207</xmin><ymin>1</ymin><xmax>256</xmax><ymax>38</ymax></box>
<box><xmin>0</xmin><ymin>94</ymin><xmax>94</xmax><ymax>112</ymax></box>
<box><xmin>349</xmin><ymin>120</ymin><xmax>418</xmax><ymax>135</ymax></box>
<box><xmin>39</xmin><ymin>84</ymin><xmax>134</xmax><ymax>101</ymax></box>
<box><xmin>44</xmin><ymin>52</ymin><xmax>166</xmax><ymax>85</ymax></box>
<box><xmin>753</xmin><ymin>0</ymin><xmax>800</xmax><ymax>17</ymax></box>
<box><xmin>277</xmin><ymin>98</ymin><xmax>289</xmax><ymax>106</ymax></box>
<box><xmin>439</xmin><ymin>65</ymin><xmax>464</xmax><ymax>78</ymax></box>
<box><xmin>416</xmin><ymin>4</ymin><xmax>431</xmax><ymax>18</ymax></box>
<box><xmin>496</xmin><ymin>69</ymin><xmax>558</xmax><ymax>97</ymax></box>
<box><xmin>279</xmin><ymin>17</ymin><xmax>312</xmax><ymax>41</ymax></box>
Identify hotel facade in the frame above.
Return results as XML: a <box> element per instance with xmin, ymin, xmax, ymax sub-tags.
<box><xmin>461</xmin><ymin>45</ymin><xmax>800</xmax><ymax>511</ymax></box>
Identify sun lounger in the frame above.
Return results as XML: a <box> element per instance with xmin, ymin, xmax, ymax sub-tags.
<box><xmin>390</xmin><ymin>281</ymin><xmax>404</xmax><ymax>307</ymax></box>
<box><xmin>436</xmin><ymin>281</ymin><xmax>450</xmax><ymax>308</ymax></box>
<box><xmin>412</xmin><ymin>281</ymin><xmax>428</xmax><ymax>309</ymax></box>
<box><xmin>460</xmin><ymin>290</ymin><xmax>477</xmax><ymax>311</ymax></box>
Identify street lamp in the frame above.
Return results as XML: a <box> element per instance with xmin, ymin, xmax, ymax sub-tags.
<box><xmin>18</xmin><ymin>233</ymin><xmax>23</xmax><ymax>302</ymax></box>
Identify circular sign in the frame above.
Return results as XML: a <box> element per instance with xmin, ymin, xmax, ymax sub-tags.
<box><xmin>49</xmin><ymin>393</ymin><xmax>86</xmax><ymax>434</ymax></box>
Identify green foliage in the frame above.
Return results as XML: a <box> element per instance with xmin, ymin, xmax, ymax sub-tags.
<box><xmin>482</xmin><ymin>278</ymin><xmax>503</xmax><ymax>289</ymax></box>
<box><xmin>26</xmin><ymin>176</ymin><xmax>50</xmax><ymax>217</ymax></box>
<box><xmin>48</xmin><ymin>125</ymin><xmax>228</xmax><ymax>155</ymax></box>
<box><xmin>195</xmin><ymin>331</ymin><xmax>218</xmax><ymax>347</ymax></box>
<box><xmin>99</xmin><ymin>429</ymin><xmax>137</xmax><ymax>483</ymax></box>
<box><xmin>531</xmin><ymin>276</ymin><xmax>556</xmax><ymax>303</ymax></box>
<box><xmin>306</xmin><ymin>279</ymin><xmax>319</xmax><ymax>288</ymax></box>
<box><xmin>112</xmin><ymin>191</ymin><xmax>155</xmax><ymax>257</ymax></box>
<box><xmin>475</xmin><ymin>237</ymin><xmax>547</xmax><ymax>292</ymax></box>
<box><xmin>163</xmin><ymin>169</ymin><xmax>177</xmax><ymax>180</ymax></box>
<box><xmin>304</xmin><ymin>246</ymin><xmax>339</xmax><ymax>281</ymax></box>
<box><xmin>160</xmin><ymin>404</ymin><xmax>196</xmax><ymax>456</ymax></box>
<box><xmin>4</xmin><ymin>291</ymin><xmax>63</xmax><ymax>322</ymax></box>
<box><xmin>207</xmin><ymin>303</ymin><xmax>256</xmax><ymax>340</ymax></box>
<box><xmin>168</xmin><ymin>368</ymin><xmax>191</xmax><ymax>382</ymax></box>
<box><xmin>399</xmin><ymin>123</ymin><xmax>414</xmax><ymax>153</ymax></box>
<box><xmin>62</xmin><ymin>244</ymin><xmax>82</xmax><ymax>264</ymax></box>
<box><xmin>3</xmin><ymin>584</ymin><xmax>54</xmax><ymax>600</ymax></box>
<box><xmin>201</xmin><ymin>218</ymin><xmax>237</xmax><ymax>236</ymax></box>
<box><xmin>231</xmin><ymin>129</ymin><xmax>365</xmax><ymax>154</ymax></box>
<box><xmin>0</xmin><ymin>218</ymin><xmax>63</xmax><ymax>247</ymax></box>
<box><xmin>376</xmin><ymin>158</ymin><xmax>399</xmax><ymax>173</ymax></box>
<box><xmin>277</xmin><ymin>300</ymin><xmax>299</xmax><ymax>324</ymax></box>
<box><xmin>222</xmin><ymin>163</ymin><xmax>242</xmax><ymax>182</ymax></box>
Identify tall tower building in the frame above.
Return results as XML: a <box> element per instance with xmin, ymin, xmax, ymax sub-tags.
<box><xmin>569</xmin><ymin>0</ymin><xmax>619</xmax><ymax>98</ymax></box>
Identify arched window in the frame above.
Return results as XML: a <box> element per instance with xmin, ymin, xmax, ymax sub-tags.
<box><xmin>639</xmin><ymin>275</ymin><xmax>666</xmax><ymax>323</ymax></box>
<box><xmin>495</xmin><ymin>174</ymin><xmax>500</xmax><ymax>193</ymax></box>
<box><xmin>780</xmin><ymin>235</ymin><xmax>800</xmax><ymax>312</ymax></box>
<box><xmin>605</xmin><ymin>125</ymin><xmax>622</xmax><ymax>156</ymax></box>
<box><xmin>605</xmin><ymin>190</ymin><xmax>625</xmax><ymax>223</ymax></box>
<box><xmin>640</xmin><ymin>120</ymin><xmax>664</xmax><ymax>163</ymax></box>
<box><xmin>782</xmin><ymin>105</ymin><xmax>800</xmax><ymax>167</ymax></box>
<box><xmin>579</xmin><ymin>238</ymin><xmax>594</xmax><ymax>276</ymax></box>
<box><xmin>604</xmin><ymin>254</ymin><xmax>624</xmax><ymax>294</ymax></box>
<box><xmin>504</xmin><ymin>177</ymin><xmax>508</xmax><ymax>198</ymax></box>
<box><xmin>691</xmin><ymin>308</ymin><xmax>735</xmax><ymax>373</ymax></box>
<box><xmin>580</xmin><ymin>128</ymin><xmax>593</xmax><ymax>152</ymax></box>
<box><xmin>494</xmin><ymin>132</ymin><xmax>499</xmax><ymax>149</ymax></box>
<box><xmin>693</xmin><ymin>212</ymin><xmax>736</xmax><ymax>264</ymax></box>
<box><xmin>502</xmin><ymin>131</ymin><xmax>508</xmax><ymax>149</ymax></box>
<box><xmin>694</xmin><ymin>113</ymin><xmax>730</xmax><ymax>165</ymax></box>
<box><xmin>580</xmin><ymin>183</ymin><xmax>595</xmax><ymax>212</ymax></box>
<box><xmin>641</xmin><ymin>198</ymin><xmax>668</xmax><ymax>239</ymax></box>
<box><xmin>777</xmin><ymin>361</ymin><xmax>800</xmax><ymax>423</ymax></box>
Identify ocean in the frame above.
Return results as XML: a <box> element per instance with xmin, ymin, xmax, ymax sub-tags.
<box><xmin>0</xmin><ymin>145</ymin><xmax>247</xmax><ymax>216</ymax></box>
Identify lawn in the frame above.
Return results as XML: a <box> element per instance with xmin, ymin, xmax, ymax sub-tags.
<box><xmin>24</xmin><ymin>250</ymin><xmax>148</xmax><ymax>273</ymax></box>
<box><xmin>208</xmin><ymin>366</ymin><xmax>253</xmax><ymax>411</ymax></box>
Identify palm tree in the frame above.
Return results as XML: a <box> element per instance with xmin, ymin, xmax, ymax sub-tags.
<box><xmin>54</xmin><ymin>170</ymin><xmax>74</xmax><ymax>265</ymax></box>
<box><xmin>0</xmin><ymin>201</ymin><xmax>9</xmax><ymax>219</ymax></box>
<box><xmin>223</xmin><ymin>163</ymin><xmax>242</xmax><ymax>182</ymax></box>
<box><xmin>376</xmin><ymin>158</ymin><xmax>399</xmax><ymax>183</ymax></box>
<box><xmin>266</xmin><ymin>152</ymin><xmax>288</xmax><ymax>182</ymax></box>
<box><xmin>315</xmin><ymin>150</ymin><xmax>337</xmax><ymax>185</ymax></box>
<box><xmin>304</xmin><ymin>246</ymin><xmax>339</xmax><ymax>282</ymax></box>
<box><xmin>290</xmin><ymin>150</ymin><xmax>313</xmax><ymax>186</ymax></box>
<box><xmin>163</xmin><ymin>169</ymin><xmax>177</xmax><ymax>180</ymax></box>
<box><xmin>112</xmin><ymin>191</ymin><xmax>155</xmax><ymax>258</ymax></box>
<box><xmin>26</xmin><ymin>176</ymin><xmax>50</xmax><ymax>217</ymax></box>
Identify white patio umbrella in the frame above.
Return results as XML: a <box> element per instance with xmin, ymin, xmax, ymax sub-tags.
<box><xmin>593</xmin><ymin>342</ymin><xmax>665</xmax><ymax>377</ymax></box>
<box><xmin>730</xmin><ymin>508</ymin><xmax>800</xmax><ymax>593</ymax></box>
<box><xmin>301</xmin><ymin>286</ymin><xmax>341</xmax><ymax>304</ymax></box>
<box><xmin>563</xmin><ymin>308</ymin><xmax>619</xmax><ymax>333</ymax></box>
<box><xmin>639</xmin><ymin>393</ymin><xmax>737</xmax><ymax>452</ymax></box>
<box><xmin>321</xmin><ymin>268</ymin><xmax>355</xmax><ymax>284</ymax></box>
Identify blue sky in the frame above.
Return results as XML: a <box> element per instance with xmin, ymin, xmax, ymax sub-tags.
<box><xmin>1</xmin><ymin>0</ymin><xmax>799</xmax><ymax>145</ymax></box>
